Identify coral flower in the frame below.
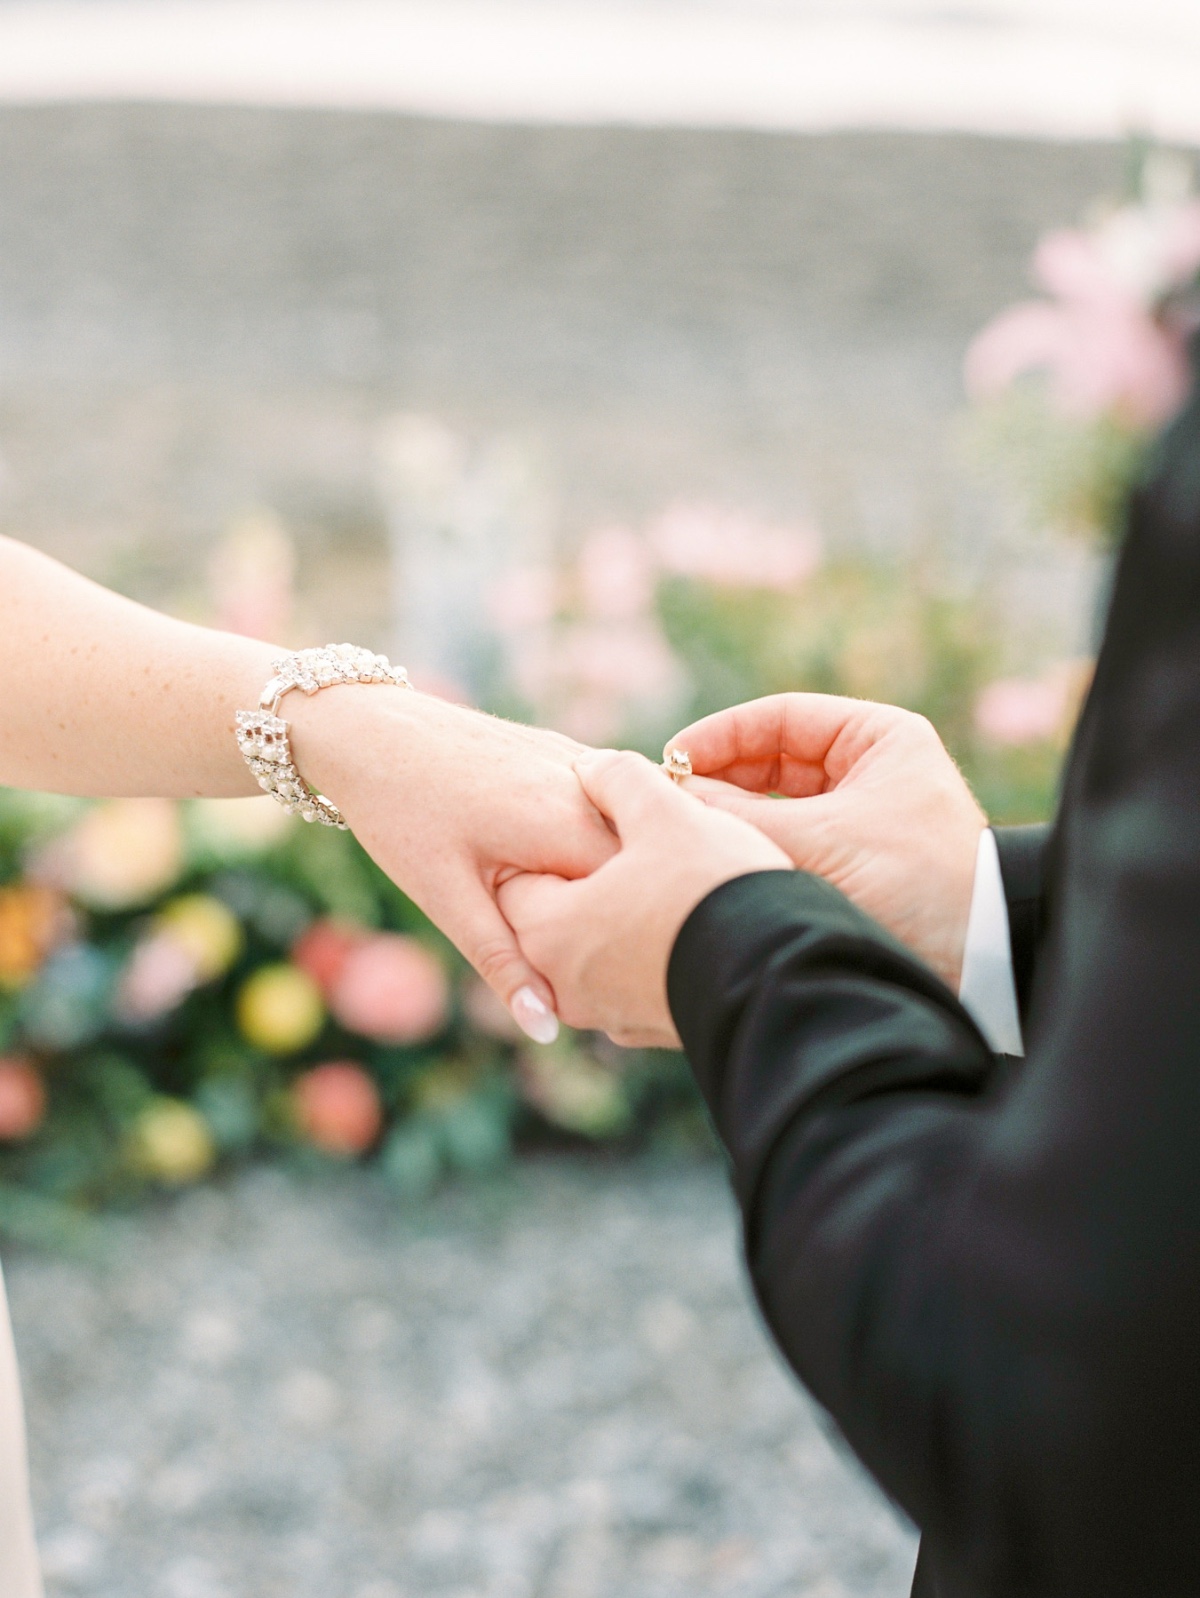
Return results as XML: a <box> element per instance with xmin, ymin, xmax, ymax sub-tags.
<box><xmin>292</xmin><ymin>918</ymin><xmax>368</xmax><ymax>997</ymax></box>
<box><xmin>0</xmin><ymin>1058</ymin><xmax>47</xmax><ymax>1141</ymax></box>
<box><xmin>330</xmin><ymin>934</ymin><xmax>449</xmax><ymax>1045</ymax></box>
<box><xmin>293</xmin><ymin>1061</ymin><xmax>383</xmax><ymax>1156</ymax></box>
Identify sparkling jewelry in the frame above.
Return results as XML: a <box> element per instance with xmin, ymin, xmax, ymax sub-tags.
<box><xmin>236</xmin><ymin>644</ymin><xmax>411</xmax><ymax>829</ymax></box>
<box><xmin>662</xmin><ymin>748</ymin><xmax>692</xmax><ymax>784</ymax></box>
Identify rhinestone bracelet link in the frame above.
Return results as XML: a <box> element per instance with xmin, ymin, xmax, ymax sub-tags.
<box><xmin>235</xmin><ymin>644</ymin><xmax>412</xmax><ymax>829</ymax></box>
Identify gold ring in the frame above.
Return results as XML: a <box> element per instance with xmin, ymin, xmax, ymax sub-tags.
<box><xmin>662</xmin><ymin>748</ymin><xmax>692</xmax><ymax>784</ymax></box>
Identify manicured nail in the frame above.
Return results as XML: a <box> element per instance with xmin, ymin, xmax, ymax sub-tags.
<box><xmin>511</xmin><ymin>986</ymin><xmax>560</xmax><ymax>1045</ymax></box>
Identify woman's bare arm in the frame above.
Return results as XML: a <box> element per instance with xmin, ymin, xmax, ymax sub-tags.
<box><xmin>0</xmin><ymin>535</ymin><xmax>275</xmax><ymax>797</ymax></box>
<box><xmin>0</xmin><ymin>535</ymin><xmax>617</xmax><ymax>1034</ymax></box>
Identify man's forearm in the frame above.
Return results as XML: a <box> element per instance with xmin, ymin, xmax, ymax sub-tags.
<box><xmin>0</xmin><ymin>535</ymin><xmax>278</xmax><ymax>798</ymax></box>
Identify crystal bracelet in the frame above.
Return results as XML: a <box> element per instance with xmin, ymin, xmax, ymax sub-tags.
<box><xmin>235</xmin><ymin>644</ymin><xmax>412</xmax><ymax>829</ymax></box>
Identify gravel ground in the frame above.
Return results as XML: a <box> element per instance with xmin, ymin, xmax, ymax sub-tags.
<box><xmin>5</xmin><ymin>1160</ymin><xmax>918</xmax><ymax>1598</ymax></box>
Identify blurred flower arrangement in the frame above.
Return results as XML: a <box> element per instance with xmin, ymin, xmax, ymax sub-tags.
<box><xmin>965</xmin><ymin>145</ymin><xmax>1200</xmax><ymax>546</ymax></box>
<box><xmin>489</xmin><ymin>493</ymin><xmax>1082</xmax><ymax>825</ymax></box>
<box><xmin>8</xmin><ymin>155</ymin><xmax>1187</xmax><ymax>1229</ymax></box>
<box><xmin>0</xmin><ymin>785</ymin><xmax>701</xmax><ymax>1239</ymax></box>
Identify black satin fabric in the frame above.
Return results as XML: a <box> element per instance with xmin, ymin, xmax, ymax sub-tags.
<box><xmin>666</xmin><ymin>379</ymin><xmax>1200</xmax><ymax>1595</ymax></box>
<box><xmin>993</xmin><ymin>824</ymin><xmax>1051</xmax><ymax>1025</ymax></box>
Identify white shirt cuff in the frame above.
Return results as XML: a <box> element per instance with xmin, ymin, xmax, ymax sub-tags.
<box><xmin>957</xmin><ymin>827</ymin><xmax>1024</xmax><ymax>1057</ymax></box>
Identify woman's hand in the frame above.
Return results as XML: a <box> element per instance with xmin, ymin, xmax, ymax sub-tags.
<box><xmin>497</xmin><ymin>750</ymin><xmax>792</xmax><ymax>1048</ymax></box>
<box><xmin>666</xmin><ymin>694</ymin><xmax>985</xmax><ymax>990</ymax></box>
<box><xmin>292</xmin><ymin>687</ymin><xmax>618</xmax><ymax>1041</ymax></box>
<box><xmin>0</xmin><ymin>536</ymin><xmax>617</xmax><ymax>1038</ymax></box>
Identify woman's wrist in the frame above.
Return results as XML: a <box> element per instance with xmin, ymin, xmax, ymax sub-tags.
<box><xmin>284</xmin><ymin>680</ymin><xmax>441</xmax><ymax>821</ymax></box>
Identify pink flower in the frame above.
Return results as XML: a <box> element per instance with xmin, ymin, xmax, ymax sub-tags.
<box><xmin>293</xmin><ymin>1062</ymin><xmax>383</xmax><ymax>1156</ymax></box>
<box><xmin>966</xmin><ymin>200</ymin><xmax>1200</xmax><ymax>430</ymax></box>
<box><xmin>115</xmin><ymin>932</ymin><xmax>201</xmax><ymax>1024</ymax></box>
<box><xmin>562</xmin><ymin>621</ymin><xmax>681</xmax><ymax>700</ymax></box>
<box><xmin>965</xmin><ymin>297</ymin><xmax>1189</xmax><ymax>430</ymax></box>
<box><xmin>509</xmin><ymin>618</ymin><xmax>686</xmax><ymax>742</ymax></box>
<box><xmin>578</xmin><ymin>526</ymin><xmax>656</xmax><ymax>620</ymax></box>
<box><xmin>974</xmin><ymin>663</ymin><xmax>1091</xmax><ymax>747</ymax></box>
<box><xmin>329</xmin><ymin>934</ymin><xmax>450</xmax><ymax>1045</ymax></box>
<box><xmin>488</xmin><ymin>567</ymin><xmax>561</xmax><ymax>633</ymax></box>
<box><xmin>1159</xmin><ymin>202</ymin><xmax>1200</xmax><ymax>289</ymax></box>
<box><xmin>555</xmin><ymin>690</ymin><xmax>626</xmax><ymax>747</ymax></box>
<box><xmin>649</xmin><ymin>502</ymin><xmax>821</xmax><ymax>590</ymax></box>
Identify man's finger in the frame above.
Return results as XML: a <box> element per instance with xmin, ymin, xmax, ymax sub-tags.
<box><xmin>668</xmin><ymin>694</ymin><xmax>896</xmax><ymax>795</ymax></box>
<box><xmin>685</xmin><ymin>773</ymin><xmax>779</xmax><ymax>816</ymax></box>
<box><xmin>686</xmin><ymin>775</ymin><xmax>823</xmax><ymax>862</ymax></box>
<box><xmin>573</xmin><ymin>749</ymin><xmax>683</xmax><ymax>837</ymax></box>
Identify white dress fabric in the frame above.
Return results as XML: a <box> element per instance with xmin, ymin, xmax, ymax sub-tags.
<box><xmin>0</xmin><ymin>1262</ymin><xmax>42</xmax><ymax>1598</ymax></box>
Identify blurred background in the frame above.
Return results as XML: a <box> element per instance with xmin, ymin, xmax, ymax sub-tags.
<box><xmin>1</xmin><ymin>3</ymin><xmax>1198</xmax><ymax>1595</ymax></box>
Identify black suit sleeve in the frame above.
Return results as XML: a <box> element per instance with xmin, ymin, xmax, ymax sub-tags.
<box><xmin>668</xmin><ymin>800</ymin><xmax>1200</xmax><ymax>1594</ymax></box>
<box><xmin>666</xmin><ymin>384</ymin><xmax>1200</xmax><ymax>1595</ymax></box>
<box><xmin>992</xmin><ymin>823</ymin><xmax>1051</xmax><ymax>1023</ymax></box>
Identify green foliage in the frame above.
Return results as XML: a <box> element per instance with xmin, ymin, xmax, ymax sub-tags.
<box><xmin>967</xmin><ymin>390</ymin><xmax>1145</xmax><ymax>550</ymax></box>
<box><xmin>0</xmin><ymin>515</ymin><xmax>1100</xmax><ymax>1236</ymax></box>
<box><xmin>0</xmin><ymin>785</ymin><xmax>689</xmax><ymax>1236</ymax></box>
<box><xmin>660</xmin><ymin>555</ymin><xmax>1067</xmax><ymax>825</ymax></box>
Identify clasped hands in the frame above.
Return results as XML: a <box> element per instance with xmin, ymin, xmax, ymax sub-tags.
<box><xmin>498</xmin><ymin>695</ymin><xmax>987</xmax><ymax>1048</ymax></box>
<box><xmin>308</xmin><ymin>685</ymin><xmax>984</xmax><ymax>1050</ymax></box>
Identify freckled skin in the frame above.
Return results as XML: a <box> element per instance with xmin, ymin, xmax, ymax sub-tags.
<box><xmin>0</xmin><ymin>533</ymin><xmax>612</xmax><ymax>1016</ymax></box>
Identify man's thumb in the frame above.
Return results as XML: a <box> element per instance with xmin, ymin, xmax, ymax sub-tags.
<box><xmin>573</xmin><ymin>749</ymin><xmax>678</xmax><ymax>836</ymax></box>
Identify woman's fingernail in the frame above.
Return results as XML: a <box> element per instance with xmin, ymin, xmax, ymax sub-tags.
<box><xmin>511</xmin><ymin>986</ymin><xmax>560</xmax><ymax>1045</ymax></box>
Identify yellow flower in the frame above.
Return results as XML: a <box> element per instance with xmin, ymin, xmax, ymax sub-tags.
<box><xmin>519</xmin><ymin>1044</ymin><xmax>631</xmax><ymax>1138</ymax></box>
<box><xmin>237</xmin><ymin>964</ymin><xmax>325</xmax><ymax>1055</ymax></box>
<box><xmin>157</xmin><ymin>894</ymin><xmax>243</xmax><ymax>982</ymax></box>
<box><xmin>55</xmin><ymin>799</ymin><xmax>184</xmax><ymax>910</ymax></box>
<box><xmin>131</xmin><ymin>1099</ymin><xmax>215</xmax><ymax>1185</ymax></box>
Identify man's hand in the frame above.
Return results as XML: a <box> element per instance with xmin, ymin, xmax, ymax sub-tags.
<box><xmin>667</xmin><ymin>695</ymin><xmax>986</xmax><ymax>990</ymax></box>
<box><xmin>498</xmin><ymin>750</ymin><xmax>792</xmax><ymax>1048</ymax></box>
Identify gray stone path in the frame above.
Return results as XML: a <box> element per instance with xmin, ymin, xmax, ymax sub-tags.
<box><xmin>0</xmin><ymin>107</ymin><xmax>1125</xmax><ymax>638</ymax></box>
<box><xmin>6</xmin><ymin>1161</ymin><xmax>918</xmax><ymax>1598</ymax></box>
